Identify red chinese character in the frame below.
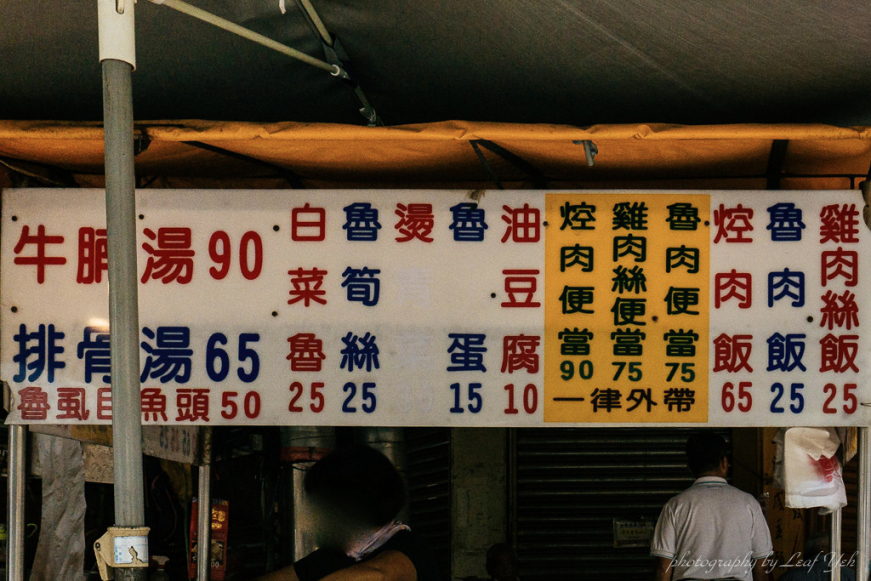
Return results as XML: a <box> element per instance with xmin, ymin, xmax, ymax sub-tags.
<box><xmin>820</xmin><ymin>204</ymin><xmax>860</xmax><ymax>244</ymax></box>
<box><xmin>141</xmin><ymin>387</ymin><xmax>168</xmax><ymax>422</ymax></box>
<box><xmin>17</xmin><ymin>386</ymin><xmax>50</xmax><ymax>420</ymax></box>
<box><xmin>821</xmin><ymin>247</ymin><xmax>858</xmax><ymax>287</ymax></box>
<box><xmin>820</xmin><ymin>290</ymin><xmax>859</xmax><ymax>330</ymax></box>
<box><xmin>501</xmin><ymin>204</ymin><xmax>541</xmax><ymax>243</ymax></box>
<box><xmin>820</xmin><ymin>334</ymin><xmax>859</xmax><ymax>373</ymax></box>
<box><xmin>56</xmin><ymin>387</ymin><xmax>90</xmax><ymax>420</ymax></box>
<box><xmin>96</xmin><ymin>387</ymin><xmax>113</xmax><ymax>420</ymax></box>
<box><xmin>713</xmin><ymin>204</ymin><xmax>754</xmax><ymax>243</ymax></box>
<box><xmin>291</xmin><ymin>203</ymin><xmax>326</xmax><ymax>242</ymax></box>
<box><xmin>712</xmin><ymin>333</ymin><xmax>753</xmax><ymax>373</ymax></box>
<box><xmin>501</xmin><ymin>269</ymin><xmax>541</xmax><ymax>308</ymax></box>
<box><xmin>501</xmin><ymin>335</ymin><xmax>541</xmax><ymax>374</ymax></box>
<box><xmin>714</xmin><ymin>270</ymin><xmax>752</xmax><ymax>308</ymax></box>
<box><xmin>13</xmin><ymin>225</ymin><xmax>67</xmax><ymax>284</ymax></box>
<box><xmin>141</xmin><ymin>227</ymin><xmax>195</xmax><ymax>284</ymax></box>
<box><xmin>287</xmin><ymin>333</ymin><xmax>326</xmax><ymax>372</ymax></box>
<box><xmin>288</xmin><ymin>268</ymin><xmax>328</xmax><ymax>306</ymax></box>
<box><xmin>77</xmin><ymin>227</ymin><xmax>107</xmax><ymax>284</ymax></box>
<box><xmin>395</xmin><ymin>203</ymin><xmax>434</xmax><ymax>243</ymax></box>
<box><xmin>176</xmin><ymin>388</ymin><xmax>210</xmax><ymax>422</ymax></box>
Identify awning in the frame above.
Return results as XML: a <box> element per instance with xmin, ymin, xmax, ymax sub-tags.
<box><xmin>1</xmin><ymin>120</ymin><xmax>870</xmax><ymax>190</ymax></box>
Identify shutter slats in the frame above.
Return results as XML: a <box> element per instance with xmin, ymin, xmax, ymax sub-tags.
<box><xmin>515</xmin><ymin>428</ymin><xmax>731</xmax><ymax>581</ymax></box>
<box><xmin>406</xmin><ymin>428</ymin><xmax>452</xmax><ymax>581</ymax></box>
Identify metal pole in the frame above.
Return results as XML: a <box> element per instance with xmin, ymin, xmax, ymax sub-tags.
<box><xmin>7</xmin><ymin>426</ymin><xmax>26</xmax><ymax>581</ymax></box>
<box><xmin>831</xmin><ymin>508</ymin><xmax>842</xmax><ymax>581</ymax></box>
<box><xmin>858</xmin><ymin>427</ymin><xmax>870</xmax><ymax>581</ymax></box>
<box><xmin>197</xmin><ymin>428</ymin><xmax>212</xmax><ymax>581</ymax></box>
<box><xmin>147</xmin><ymin>0</ymin><xmax>340</xmax><ymax>75</ymax></box>
<box><xmin>295</xmin><ymin>0</ymin><xmax>332</xmax><ymax>44</ymax></box>
<box><xmin>100</xmin><ymin>0</ymin><xmax>147</xmax><ymax>576</ymax></box>
<box><xmin>860</xmin><ymin>183</ymin><xmax>871</xmax><ymax>581</ymax></box>
<box><xmin>104</xmin><ymin>57</ymin><xmax>148</xmax><ymax>581</ymax></box>
<box><xmin>280</xmin><ymin>427</ymin><xmax>336</xmax><ymax>561</ymax></box>
<box><xmin>196</xmin><ymin>466</ymin><xmax>211</xmax><ymax>580</ymax></box>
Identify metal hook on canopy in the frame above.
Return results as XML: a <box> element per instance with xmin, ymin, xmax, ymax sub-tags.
<box><xmin>572</xmin><ymin>140</ymin><xmax>598</xmax><ymax>167</ymax></box>
<box><xmin>291</xmin><ymin>0</ymin><xmax>382</xmax><ymax>126</ymax></box>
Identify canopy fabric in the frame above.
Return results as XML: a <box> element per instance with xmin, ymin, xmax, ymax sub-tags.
<box><xmin>1</xmin><ymin>120</ymin><xmax>870</xmax><ymax>191</ymax></box>
<box><xmin>4</xmin><ymin>1</ymin><xmax>871</xmax><ymax>126</ymax></box>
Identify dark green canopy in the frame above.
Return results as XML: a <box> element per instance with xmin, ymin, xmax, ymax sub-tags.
<box><xmin>4</xmin><ymin>0</ymin><xmax>870</xmax><ymax>126</ymax></box>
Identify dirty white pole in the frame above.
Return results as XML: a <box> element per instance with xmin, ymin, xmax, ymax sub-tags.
<box><xmin>831</xmin><ymin>508</ymin><xmax>842</xmax><ymax>581</ymax></box>
<box><xmin>858</xmin><ymin>428</ymin><xmax>870</xmax><ymax>581</ymax></box>
<box><xmin>6</xmin><ymin>425</ymin><xmax>26</xmax><ymax>581</ymax></box>
<box><xmin>98</xmin><ymin>0</ymin><xmax>148</xmax><ymax>579</ymax></box>
<box><xmin>197</xmin><ymin>428</ymin><xmax>212</xmax><ymax>580</ymax></box>
<box><xmin>859</xmin><ymin>182</ymin><xmax>871</xmax><ymax>581</ymax></box>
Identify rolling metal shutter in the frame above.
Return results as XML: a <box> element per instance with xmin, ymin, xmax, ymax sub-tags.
<box><xmin>405</xmin><ymin>428</ymin><xmax>452</xmax><ymax>580</ymax></box>
<box><xmin>513</xmin><ymin>428</ymin><xmax>732</xmax><ymax>580</ymax></box>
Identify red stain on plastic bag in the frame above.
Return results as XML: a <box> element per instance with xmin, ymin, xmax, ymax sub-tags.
<box><xmin>813</xmin><ymin>455</ymin><xmax>841</xmax><ymax>483</ymax></box>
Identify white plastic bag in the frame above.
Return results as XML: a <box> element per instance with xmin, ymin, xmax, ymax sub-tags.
<box><xmin>30</xmin><ymin>434</ymin><xmax>87</xmax><ymax>581</ymax></box>
<box><xmin>783</xmin><ymin>427</ymin><xmax>847</xmax><ymax>513</ymax></box>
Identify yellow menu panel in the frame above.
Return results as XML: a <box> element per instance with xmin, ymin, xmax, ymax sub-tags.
<box><xmin>544</xmin><ymin>194</ymin><xmax>710</xmax><ymax>423</ymax></box>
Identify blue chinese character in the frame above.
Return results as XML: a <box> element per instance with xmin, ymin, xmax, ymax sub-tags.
<box><xmin>767</xmin><ymin>333</ymin><xmax>807</xmax><ymax>372</ymax></box>
<box><xmin>140</xmin><ymin>326</ymin><xmax>192</xmax><ymax>383</ymax></box>
<box><xmin>13</xmin><ymin>323</ymin><xmax>65</xmax><ymax>383</ymax></box>
<box><xmin>767</xmin><ymin>203</ymin><xmax>805</xmax><ymax>241</ymax></box>
<box><xmin>77</xmin><ymin>326</ymin><xmax>111</xmax><ymax>383</ymax></box>
<box><xmin>447</xmin><ymin>333</ymin><xmax>487</xmax><ymax>372</ymax></box>
<box><xmin>340</xmin><ymin>332</ymin><xmax>380</xmax><ymax>372</ymax></box>
<box><xmin>449</xmin><ymin>203</ymin><xmax>488</xmax><ymax>241</ymax></box>
<box><xmin>768</xmin><ymin>269</ymin><xmax>805</xmax><ymax>307</ymax></box>
<box><xmin>342</xmin><ymin>267</ymin><xmax>381</xmax><ymax>306</ymax></box>
<box><xmin>343</xmin><ymin>203</ymin><xmax>382</xmax><ymax>241</ymax></box>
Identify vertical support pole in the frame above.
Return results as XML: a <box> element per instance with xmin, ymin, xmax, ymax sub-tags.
<box><xmin>859</xmin><ymin>181</ymin><xmax>871</xmax><ymax>581</ymax></box>
<box><xmin>831</xmin><ymin>508</ymin><xmax>842</xmax><ymax>581</ymax></box>
<box><xmin>7</xmin><ymin>425</ymin><xmax>26</xmax><ymax>581</ymax></box>
<box><xmin>196</xmin><ymin>466</ymin><xmax>211</xmax><ymax>580</ymax></box>
<box><xmin>103</xmin><ymin>57</ymin><xmax>148</xmax><ymax>580</ymax></box>
<box><xmin>99</xmin><ymin>1</ymin><xmax>144</xmax><ymax>579</ymax></box>
<box><xmin>279</xmin><ymin>427</ymin><xmax>336</xmax><ymax>562</ymax></box>
<box><xmin>104</xmin><ymin>55</ymin><xmax>146</xmax><ymax>529</ymax></box>
<box><xmin>197</xmin><ymin>428</ymin><xmax>212</xmax><ymax>581</ymax></box>
<box><xmin>858</xmin><ymin>427</ymin><xmax>870</xmax><ymax>581</ymax></box>
<box><xmin>450</xmin><ymin>428</ymin><xmax>508</xmax><ymax>580</ymax></box>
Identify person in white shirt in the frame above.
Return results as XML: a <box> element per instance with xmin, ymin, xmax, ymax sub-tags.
<box><xmin>651</xmin><ymin>432</ymin><xmax>773</xmax><ymax>581</ymax></box>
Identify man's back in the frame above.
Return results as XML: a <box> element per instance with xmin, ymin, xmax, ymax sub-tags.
<box><xmin>651</xmin><ymin>477</ymin><xmax>773</xmax><ymax>581</ymax></box>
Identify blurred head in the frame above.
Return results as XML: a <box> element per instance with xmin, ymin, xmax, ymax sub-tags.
<box><xmin>486</xmin><ymin>543</ymin><xmax>519</xmax><ymax>581</ymax></box>
<box><xmin>686</xmin><ymin>432</ymin><xmax>729</xmax><ymax>478</ymax></box>
<box><xmin>304</xmin><ymin>446</ymin><xmax>406</xmax><ymax>549</ymax></box>
<box><xmin>804</xmin><ymin>532</ymin><xmax>830</xmax><ymax>562</ymax></box>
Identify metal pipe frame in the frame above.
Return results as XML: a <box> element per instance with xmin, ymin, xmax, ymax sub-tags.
<box><xmin>196</xmin><ymin>427</ymin><xmax>213</xmax><ymax>580</ymax></box>
<box><xmin>294</xmin><ymin>0</ymin><xmax>331</xmax><ymax>45</ymax></box>
<box><xmin>7</xmin><ymin>425</ymin><xmax>26</xmax><ymax>581</ymax></box>
<box><xmin>147</xmin><ymin>0</ymin><xmax>343</xmax><ymax>76</ymax></box>
<box><xmin>196</xmin><ymin>465</ymin><xmax>211</xmax><ymax>580</ymax></box>
<box><xmin>103</xmin><ymin>57</ymin><xmax>148</xmax><ymax>581</ymax></box>
<box><xmin>831</xmin><ymin>508</ymin><xmax>842</xmax><ymax>581</ymax></box>
<box><xmin>858</xmin><ymin>427</ymin><xmax>870</xmax><ymax>581</ymax></box>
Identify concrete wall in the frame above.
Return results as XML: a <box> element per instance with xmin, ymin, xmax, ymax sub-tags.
<box><xmin>451</xmin><ymin>428</ymin><xmax>508</xmax><ymax>579</ymax></box>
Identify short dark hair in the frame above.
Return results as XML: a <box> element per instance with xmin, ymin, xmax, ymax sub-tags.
<box><xmin>686</xmin><ymin>432</ymin><xmax>728</xmax><ymax>477</ymax></box>
<box><xmin>304</xmin><ymin>445</ymin><xmax>406</xmax><ymax>527</ymax></box>
<box><xmin>804</xmin><ymin>532</ymin><xmax>829</xmax><ymax>559</ymax></box>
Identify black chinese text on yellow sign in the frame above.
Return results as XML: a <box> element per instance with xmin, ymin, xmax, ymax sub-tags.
<box><xmin>545</xmin><ymin>194</ymin><xmax>710</xmax><ymax>423</ymax></box>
